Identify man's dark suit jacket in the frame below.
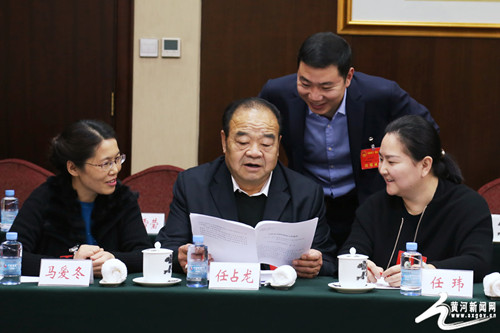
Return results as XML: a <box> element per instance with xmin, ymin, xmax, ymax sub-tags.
<box><xmin>156</xmin><ymin>156</ymin><xmax>337</xmax><ymax>276</ymax></box>
<box><xmin>259</xmin><ymin>72</ymin><xmax>438</xmax><ymax>204</ymax></box>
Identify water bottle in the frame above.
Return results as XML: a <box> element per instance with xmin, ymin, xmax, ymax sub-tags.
<box><xmin>0</xmin><ymin>232</ymin><xmax>22</xmax><ymax>285</ymax></box>
<box><xmin>186</xmin><ymin>235</ymin><xmax>208</xmax><ymax>288</ymax></box>
<box><xmin>400</xmin><ymin>242</ymin><xmax>422</xmax><ymax>296</ymax></box>
<box><xmin>1</xmin><ymin>190</ymin><xmax>19</xmax><ymax>232</ymax></box>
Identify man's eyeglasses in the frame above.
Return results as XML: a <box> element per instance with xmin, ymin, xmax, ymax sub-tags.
<box><xmin>86</xmin><ymin>154</ymin><xmax>126</xmax><ymax>171</ymax></box>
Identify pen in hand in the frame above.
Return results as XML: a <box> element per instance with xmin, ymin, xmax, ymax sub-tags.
<box><xmin>367</xmin><ymin>266</ymin><xmax>383</xmax><ymax>281</ymax></box>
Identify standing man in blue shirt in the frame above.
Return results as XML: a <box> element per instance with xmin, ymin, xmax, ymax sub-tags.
<box><xmin>259</xmin><ymin>32</ymin><xmax>438</xmax><ymax>251</ymax></box>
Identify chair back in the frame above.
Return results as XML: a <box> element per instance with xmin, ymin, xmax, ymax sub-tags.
<box><xmin>478</xmin><ymin>178</ymin><xmax>500</xmax><ymax>214</ymax></box>
<box><xmin>122</xmin><ymin>165</ymin><xmax>184</xmax><ymax>219</ymax></box>
<box><xmin>0</xmin><ymin>158</ymin><xmax>54</xmax><ymax>208</ymax></box>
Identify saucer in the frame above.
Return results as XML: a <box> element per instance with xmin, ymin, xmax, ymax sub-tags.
<box><xmin>132</xmin><ymin>277</ymin><xmax>181</xmax><ymax>287</ymax></box>
<box><xmin>99</xmin><ymin>279</ymin><xmax>125</xmax><ymax>287</ymax></box>
<box><xmin>328</xmin><ymin>282</ymin><xmax>375</xmax><ymax>294</ymax></box>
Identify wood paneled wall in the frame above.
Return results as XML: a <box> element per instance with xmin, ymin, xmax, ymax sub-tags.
<box><xmin>0</xmin><ymin>0</ymin><xmax>134</xmax><ymax>177</ymax></box>
<box><xmin>200</xmin><ymin>0</ymin><xmax>500</xmax><ymax>190</ymax></box>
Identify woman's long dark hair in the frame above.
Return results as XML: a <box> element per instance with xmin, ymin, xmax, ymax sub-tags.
<box><xmin>384</xmin><ymin>115</ymin><xmax>463</xmax><ymax>184</ymax></box>
<box><xmin>49</xmin><ymin>120</ymin><xmax>116</xmax><ymax>178</ymax></box>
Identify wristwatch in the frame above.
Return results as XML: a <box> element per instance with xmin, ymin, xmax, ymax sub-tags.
<box><xmin>68</xmin><ymin>244</ymin><xmax>80</xmax><ymax>254</ymax></box>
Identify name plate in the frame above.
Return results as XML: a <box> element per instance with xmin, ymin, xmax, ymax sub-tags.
<box><xmin>142</xmin><ymin>213</ymin><xmax>165</xmax><ymax>235</ymax></box>
<box><xmin>208</xmin><ymin>262</ymin><xmax>260</xmax><ymax>290</ymax></box>
<box><xmin>421</xmin><ymin>269</ymin><xmax>473</xmax><ymax>298</ymax></box>
<box><xmin>38</xmin><ymin>259</ymin><xmax>93</xmax><ymax>287</ymax></box>
<box><xmin>492</xmin><ymin>214</ymin><xmax>500</xmax><ymax>242</ymax></box>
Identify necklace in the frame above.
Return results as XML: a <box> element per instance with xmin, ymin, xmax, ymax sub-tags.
<box><xmin>385</xmin><ymin>205</ymin><xmax>427</xmax><ymax>270</ymax></box>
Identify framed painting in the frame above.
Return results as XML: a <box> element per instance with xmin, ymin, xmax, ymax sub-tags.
<box><xmin>337</xmin><ymin>0</ymin><xmax>500</xmax><ymax>38</ymax></box>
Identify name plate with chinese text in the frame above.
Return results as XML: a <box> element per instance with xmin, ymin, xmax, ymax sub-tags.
<box><xmin>492</xmin><ymin>214</ymin><xmax>500</xmax><ymax>242</ymax></box>
<box><xmin>422</xmin><ymin>269</ymin><xmax>473</xmax><ymax>298</ymax></box>
<box><xmin>208</xmin><ymin>262</ymin><xmax>260</xmax><ymax>290</ymax></box>
<box><xmin>38</xmin><ymin>259</ymin><xmax>93</xmax><ymax>287</ymax></box>
<box><xmin>142</xmin><ymin>213</ymin><xmax>165</xmax><ymax>235</ymax></box>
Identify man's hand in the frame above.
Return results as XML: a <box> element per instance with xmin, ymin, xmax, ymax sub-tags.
<box><xmin>292</xmin><ymin>249</ymin><xmax>322</xmax><ymax>278</ymax></box>
<box><xmin>178</xmin><ymin>244</ymin><xmax>190</xmax><ymax>273</ymax></box>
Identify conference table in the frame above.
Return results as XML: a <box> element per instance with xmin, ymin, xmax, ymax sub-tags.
<box><xmin>0</xmin><ymin>272</ymin><xmax>498</xmax><ymax>333</ymax></box>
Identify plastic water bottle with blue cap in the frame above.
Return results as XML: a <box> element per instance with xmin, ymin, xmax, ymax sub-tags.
<box><xmin>0</xmin><ymin>232</ymin><xmax>22</xmax><ymax>285</ymax></box>
<box><xmin>1</xmin><ymin>190</ymin><xmax>18</xmax><ymax>232</ymax></box>
<box><xmin>400</xmin><ymin>242</ymin><xmax>422</xmax><ymax>296</ymax></box>
<box><xmin>186</xmin><ymin>235</ymin><xmax>208</xmax><ymax>288</ymax></box>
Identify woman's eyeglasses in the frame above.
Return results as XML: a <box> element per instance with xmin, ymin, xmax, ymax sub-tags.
<box><xmin>86</xmin><ymin>154</ymin><xmax>126</xmax><ymax>171</ymax></box>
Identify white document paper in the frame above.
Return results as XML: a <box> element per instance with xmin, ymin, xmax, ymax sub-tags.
<box><xmin>374</xmin><ymin>278</ymin><xmax>399</xmax><ymax>290</ymax></box>
<box><xmin>189</xmin><ymin>213</ymin><xmax>318</xmax><ymax>267</ymax></box>
<box><xmin>21</xmin><ymin>276</ymin><xmax>40</xmax><ymax>283</ymax></box>
<box><xmin>492</xmin><ymin>214</ymin><xmax>500</xmax><ymax>243</ymax></box>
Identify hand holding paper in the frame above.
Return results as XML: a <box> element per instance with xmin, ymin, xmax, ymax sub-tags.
<box><xmin>292</xmin><ymin>249</ymin><xmax>322</xmax><ymax>278</ymax></box>
<box><xmin>189</xmin><ymin>213</ymin><xmax>318</xmax><ymax>267</ymax></box>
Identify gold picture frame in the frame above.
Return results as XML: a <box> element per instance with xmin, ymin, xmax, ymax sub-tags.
<box><xmin>337</xmin><ymin>0</ymin><xmax>500</xmax><ymax>38</ymax></box>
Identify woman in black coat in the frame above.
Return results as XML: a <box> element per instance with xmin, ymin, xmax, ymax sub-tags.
<box><xmin>340</xmin><ymin>115</ymin><xmax>492</xmax><ymax>285</ymax></box>
<box><xmin>11</xmin><ymin>120</ymin><xmax>152</xmax><ymax>276</ymax></box>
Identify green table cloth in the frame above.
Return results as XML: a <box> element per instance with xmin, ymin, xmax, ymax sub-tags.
<box><xmin>1</xmin><ymin>273</ymin><xmax>497</xmax><ymax>333</ymax></box>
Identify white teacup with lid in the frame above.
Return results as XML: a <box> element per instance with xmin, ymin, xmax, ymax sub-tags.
<box><xmin>337</xmin><ymin>247</ymin><xmax>368</xmax><ymax>288</ymax></box>
<box><xmin>142</xmin><ymin>242</ymin><xmax>173</xmax><ymax>283</ymax></box>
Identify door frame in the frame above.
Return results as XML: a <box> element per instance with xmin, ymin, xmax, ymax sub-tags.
<box><xmin>114</xmin><ymin>0</ymin><xmax>134</xmax><ymax>178</ymax></box>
